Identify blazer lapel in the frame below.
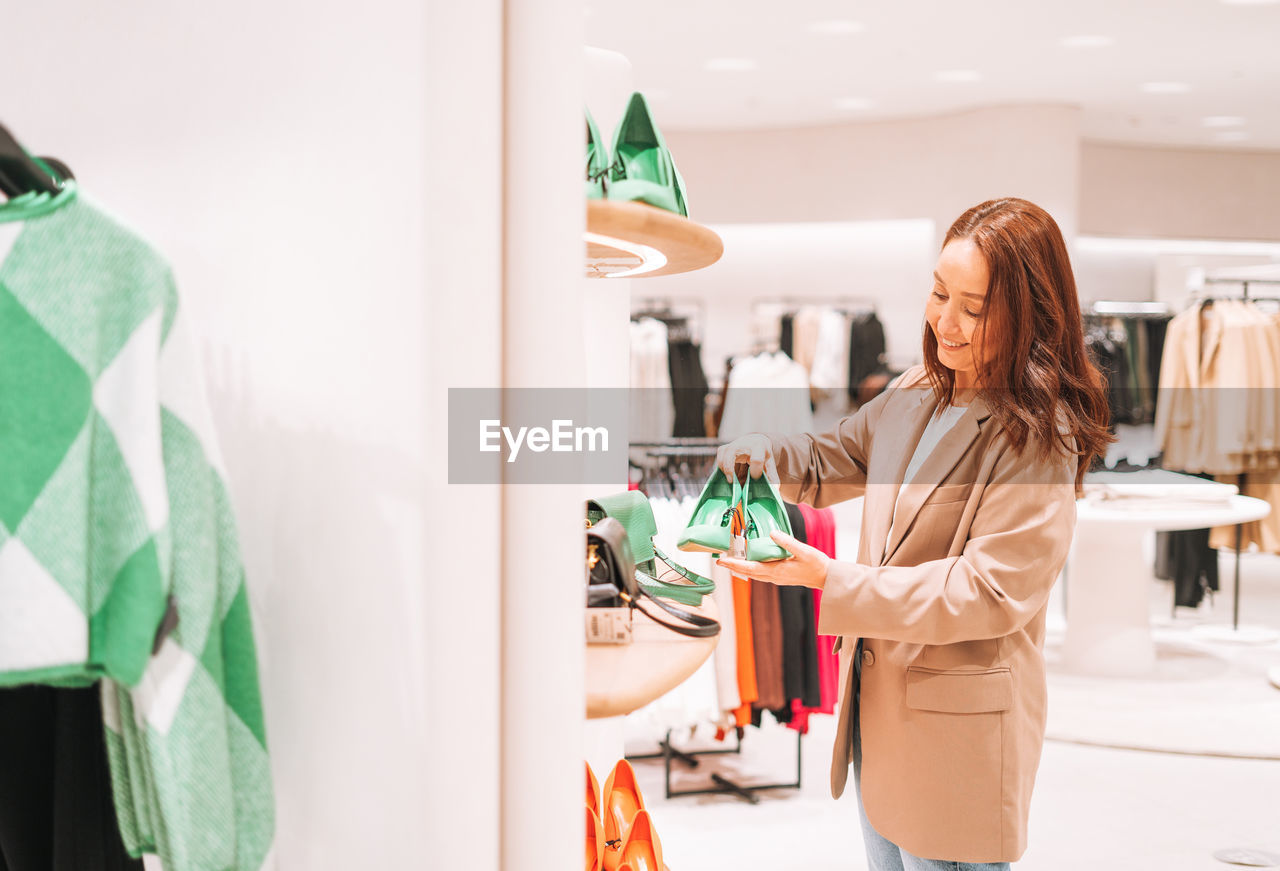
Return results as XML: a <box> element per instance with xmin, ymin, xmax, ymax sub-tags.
<box><xmin>881</xmin><ymin>394</ymin><xmax>991</xmax><ymax>565</ymax></box>
<box><xmin>867</xmin><ymin>389</ymin><xmax>936</xmax><ymax>565</ymax></box>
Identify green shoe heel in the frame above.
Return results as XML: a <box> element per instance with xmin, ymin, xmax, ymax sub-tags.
<box><xmin>585</xmin><ymin>108</ymin><xmax>609</xmax><ymax>199</ymax></box>
<box><xmin>742</xmin><ymin>474</ymin><xmax>794</xmax><ymax>562</ymax></box>
<box><xmin>607</xmin><ymin>92</ymin><xmax>688</xmax><ymax>216</ymax></box>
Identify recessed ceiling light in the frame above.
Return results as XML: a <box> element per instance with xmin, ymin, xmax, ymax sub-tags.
<box><xmin>809</xmin><ymin>19</ymin><xmax>867</xmax><ymax>34</ymax></box>
<box><xmin>1203</xmin><ymin>115</ymin><xmax>1246</xmax><ymax>127</ymax></box>
<box><xmin>1214</xmin><ymin>130</ymin><xmax>1250</xmax><ymax>142</ymax></box>
<box><xmin>1141</xmin><ymin>81</ymin><xmax>1190</xmax><ymax>94</ymax></box>
<box><xmin>835</xmin><ymin>97</ymin><xmax>874</xmax><ymax>111</ymax></box>
<box><xmin>1061</xmin><ymin>35</ymin><xmax>1114</xmax><ymax>48</ymax></box>
<box><xmin>935</xmin><ymin>69</ymin><xmax>982</xmax><ymax>83</ymax></box>
<box><xmin>705</xmin><ymin>58</ymin><xmax>758</xmax><ymax>72</ymax></box>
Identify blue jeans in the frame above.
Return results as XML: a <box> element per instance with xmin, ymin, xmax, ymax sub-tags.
<box><xmin>850</xmin><ymin>642</ymin><xmax>1011</xmax><ymax>871</ymax></box>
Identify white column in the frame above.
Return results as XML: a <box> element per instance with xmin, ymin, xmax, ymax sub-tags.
<box><xmin>424</xmin><ymin>2</ymin><xmax>505</xmax><ymax>870</ymax></box>
<box><xmin>501</xmin><ymin>3</ymin><xmax>584</xmax><ymax>871</ymax></box>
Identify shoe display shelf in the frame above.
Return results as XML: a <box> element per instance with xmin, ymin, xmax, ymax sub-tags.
<box><xmin>584</xmin><ymin>199</ymin><xmax>723</xmax><ymax>279</ymax></box>
<box><xmin>586</xmin><ymin>594</ymin><xmax>718</xmax><ymax>719</ymax></box>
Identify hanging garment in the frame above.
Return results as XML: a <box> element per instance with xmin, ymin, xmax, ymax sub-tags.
<box><xmin>1210</xmin><ymin>470</ymin><xmax>1280</xmax><ymax>554</ymax></box>
<box><xmin>1084</xmin><ymin>319</ymin><xmax>1132</xmax><ymax>426</ymax></box>
<box><xmin>749</xmin><ymin>579</ymin><xmax>786</xmax><ymax>711</ymax></box>
<box><xmin>630</xmin><ymin>318</ymin><xmax>675</xmax><ymax>441</ymax></box>
<box><xmin>779</xmin><ymin>503</ymin><xmax>821</xmax><ymax>734</ymax></box>
<box><xmin>808</xmin><ymin>308</ymin><xmax>850</xmax><ymax>394</ymax></box>
<box><xmin>1155</xmin><ymin>529</ymin><xmax>1220</xmax><ymax>608</ymax></box>
<box><xmin>779</xmin><ymin>313</ymin><xmax>794</xmax><ymax>359</ymax></box>
<box><xmin>846</xmin><ymin>312</ymin><xmax>886</xmax><ymax>404</ymax></box>
<box><xmin>718</xmin><ymin>352</ymin><xmax>814</xmax><ymax>441</ymax></box>
<box><xmin>731</xmin><ymin>574</ymin><xmax>757</xmax><ymax>728</ymax></box>
<box><xmin>0</xmin><ymin>193</ymin><xmax>274</xmax><ymax>871</ymax></box>
<box><xmin>710</xmin><ymin>561</ymin><xmax>741</xmax><ymax>713</ymax></box>
<box><xmin>1144</xmin><ymin>317</ymin><xmax>1168</xmax><ymax>419</ymax></box>
<box><xmin>666</xmin><ymin>335</ymin><xmax>709</xmax><ymax>438</ymax></box>
<box><xmin>0</xmin><ymin>685</ymin><xmax>142</xmax><ymax>871</ymax></box>
<box><xmin>791</xmin><ymin>306</ymin><xmax>823</xmax><ymax>376</ymax></box>
<box><xmin>1156</xmin><ymin>300</ymin><xmax>1280</xmax><ymax>474</ymax></box>
<box><xmin>795</xmin><ymin>502</ymin><xmax>839</xmax><ymax>719</ymax></box>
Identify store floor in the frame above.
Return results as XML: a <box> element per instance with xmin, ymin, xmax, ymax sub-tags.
<box><xmin>626</xmin><ymin>549</ymin><xmax>1280</xmax><ymax>870</ymax></box>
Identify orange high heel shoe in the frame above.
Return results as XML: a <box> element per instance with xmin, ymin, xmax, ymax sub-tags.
<box><xmin>618</xmin><ymin>810</ymin><xmax>663</xmax><ymax>871</ymax></box>
<box><xmin>587</xmin><ymin>761</ymin><xmax>602</xmax><ymax>816</ymax></box>
<box><xmin>586</xmin><ymin>803</ymin><xmax>605</xmax><ymax>871</ymax></box>
<box><xmin>601</xmin><ymin>760</ymin><xmax>646</xmax><ymax>871</ymax></box>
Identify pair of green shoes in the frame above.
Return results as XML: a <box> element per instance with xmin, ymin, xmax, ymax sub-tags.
<box><xmin>585</xmin><ymin>92</ymin><xmax>688</xmax><ymax>217</ymax></box>
<box><xmin>677</xmin><ymin>468</ymin><xmax>794</xmax><ymax>562</ymax></box>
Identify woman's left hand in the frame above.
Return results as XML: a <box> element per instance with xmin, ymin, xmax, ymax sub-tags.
<box><xmin>717</xmin><ymin>531</ymin><xmax>831</xmax><ymax>589</ymax></box>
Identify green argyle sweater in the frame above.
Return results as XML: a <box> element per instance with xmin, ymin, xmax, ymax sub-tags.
<box><xmin>0</xmin><ymin>184</ymin><xmax>275</xmax><ymax>871</ymax></box>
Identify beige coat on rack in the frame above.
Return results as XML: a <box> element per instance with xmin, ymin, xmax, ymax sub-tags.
<box><xmin>767</xmin><ymin>365</ymin><xmax>1077</xmax><ymax>864</ymax></box>
<box><xmin>1156</xmin><ymin>299</ymin><xmax>1280</xmax><ymax>474</ymax></box>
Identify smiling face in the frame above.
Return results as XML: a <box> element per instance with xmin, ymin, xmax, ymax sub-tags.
<box><xmin>925</xmin><ymin>238</ymin><xmax>991</xmax><ymax>390</ymax></box>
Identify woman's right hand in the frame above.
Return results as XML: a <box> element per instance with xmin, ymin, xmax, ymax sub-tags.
<box><xmin>716</xmin><ymin>434</ymin><xmax>779</xmax><ymax>485</ymax></box>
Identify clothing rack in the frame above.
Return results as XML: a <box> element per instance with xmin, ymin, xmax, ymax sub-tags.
<box><xmin>1180</xmin><ymin>284</ymin><xmax>1280</xmax><ymax>628</ymax></box>
<box><xmin>1085</xmin><ymin>300</ymin><xmax>1172</xmax><ymax>318</ymax></box>
<box><xmin>751</xmin><ymin>295</ymin><xmax>878</xmax><ymax>315</ymax></box>
<box><xmin>632</xmin><ymin>297</ymin><xmax>706</xmax><ymax>344</ymax></box>
<box><xmin>1200</xmin><ymin>276</ymin><xmax>1280</xmax><ymax>301</ymax></box>
<box><xmin>628</xmin><ymin>440</ymin><xmax>722</xmax><ymax>502</ymax></box>
<box><xmin>627</xmin><ymin>726</ymin><xmax>803</xmax><ymax>804</ymax></box>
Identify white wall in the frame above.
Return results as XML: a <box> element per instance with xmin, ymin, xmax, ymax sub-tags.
<box><xmin>1080</xmin><ymin>143</ymin><xmax>1280</xmax><ymax>242</ymax></box>
<box><xmin>665</xmin><ymin>104</ymin><xmax>1083</xmax><ymax>244</ymax></box>
<box><xmin>648</xmin><ymin>220</ymin><xmax>936</xmax><ymax>378</ymax></box>
<box><xmin>3</xmin><ymin>3</ymin><xmax>580</xmax><ymax>870</ymax></box>
<box><xmin>646</xmin><ymin>105</ymin><xmax>1082</xmax><ymax>372</ymax></box>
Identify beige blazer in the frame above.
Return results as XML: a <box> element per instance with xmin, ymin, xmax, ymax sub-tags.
<box><xmin>1155</xmin><ymin>300</ymin><xmax>1280</xmax><ymax>474</ymax></box>
<box><xmin>769</xmin><ymin>365</ymin><xmax>1077</xmax><ymax>864</ymax></box>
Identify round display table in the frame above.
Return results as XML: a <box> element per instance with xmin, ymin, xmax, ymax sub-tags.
<box><xmin>1064</xmin><ymin>494</ymin><xmax>1271</xmax><ymax>677</ymax></box>
<box><xmin>585</xmin><ymin>594</ymin><xmax>718</xmax><ymax>719</ymax></box>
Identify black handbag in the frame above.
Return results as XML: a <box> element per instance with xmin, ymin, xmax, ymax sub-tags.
<box><xmin>585</xmin><ymin>517</ymin><xmax>719</xmax><ymax>639</ymax></box>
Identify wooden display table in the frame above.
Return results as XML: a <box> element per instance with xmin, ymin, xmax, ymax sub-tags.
<box><xmin>584</xmin><ymin>200</ymin><xmax>723</xmax><ymax>279</ymax></box>
<box><xmin>586</xmin><ymin>594</ymin><xmax>718</xmax><ymax>719</ymax></box>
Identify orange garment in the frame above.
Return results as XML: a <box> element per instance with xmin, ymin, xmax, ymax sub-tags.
<box><xmin>730</xmin><ymin>499</ymin><xmax>757</xmax><ymax>727</ymax></box>
<box><xmin>731</xmin><ymin>574</ymin><xmax>756</xmax><ymax>727</ymax></box>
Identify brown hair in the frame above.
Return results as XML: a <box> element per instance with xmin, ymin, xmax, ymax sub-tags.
<box><xmin>923</xmin><ymin>198</ymin><xmax>1112</xmax><ymax>487</ymax></box>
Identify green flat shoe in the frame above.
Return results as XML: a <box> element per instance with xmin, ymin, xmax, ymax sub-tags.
<box><xmin>676</xmin><ymin>468</ymin><xmax>740</xmax><ymax>554</ymax></box>
<box><xmin>607</xmin><ymin>92</ymin><xmax>688</xmax><ymax>216</ymax></box>
<box><xmin>585</xmin><ymin>107</ymin><xmax>608</xmax><ymax>199</ymax></box>
<box><xmin>743</xmin><ymin>474</ymin><xmax>794</xmax><ymax>562</ymax></box>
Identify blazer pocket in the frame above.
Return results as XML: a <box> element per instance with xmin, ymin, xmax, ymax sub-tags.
<box><xmin>923</xmin><ymin>483</ymin><xmax>973</xmax><ymax>506</ymax></box>
<box><xmin>904</xmin><ymin>666</ymin><xmax>1013</xmax><ymax>714</ymax></box>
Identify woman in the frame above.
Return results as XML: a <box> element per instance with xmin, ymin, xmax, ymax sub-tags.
<box><xmin>715</xmin><ymin>198</ymin><xmax>1111</xmax><ymax>870</ymax></box>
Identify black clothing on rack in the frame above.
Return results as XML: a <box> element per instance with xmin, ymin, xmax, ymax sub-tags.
<box><xmin>1144</xmin><ymin>317</ymin><xmax>1168</xmax><ymax>419</ymax></box>
<box><xmin>780</xmin><ymin>503</ymin><xmax>821</xmax><ymax>709</ymax></box>
<box><xmin>779</xmin><ymin>313</ymin><xmax>794</xmax><ymax>359</ymax></box>
<box><xmin>0</xmin><ymin>685</ymin><xmax>143</xmax><ymax>871</ymax></box>
<box><xmin>1155</xmin><ymin>529</ymin><xmax>1220</xmax><ymax>608</ymax></box>
<box><xmin>847</xmin><ymin>313</ymin><xmax>886</xmax><ymax>404</ymax></box>
<box><xmin>667</xmin><ymin>337</ymin><xmax>709</xmax><ymax>438</ymax></box>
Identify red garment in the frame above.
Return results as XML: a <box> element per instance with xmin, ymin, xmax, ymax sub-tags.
<box><xmin>792</xmin><ymin>504</ymin><xmax>838</xmax><ymax>728</ymax></box>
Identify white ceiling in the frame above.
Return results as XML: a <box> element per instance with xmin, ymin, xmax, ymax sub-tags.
<box><xmin>585</xmin><ymin>0</ymin><xmax>1280</xmax><ymax>149</ymax></box>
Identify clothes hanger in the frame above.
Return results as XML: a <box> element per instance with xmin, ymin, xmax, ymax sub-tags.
<box><xmin>0</xmin><ymin>123</ymin><xmax>66</xmax><ymax>197</ymax></box>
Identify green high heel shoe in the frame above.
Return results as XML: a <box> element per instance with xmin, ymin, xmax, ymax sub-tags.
<box><xmin>607</xmin><ymin>92</ymin><xmax>688</xmax><ymax>216</ymax></box>
<box><xmin>676</xmin><ymin>469</ymin><xmax>741</xmax><ymax>554</ymax></box>
<box><xmin>586</xmin><ymin>108</ymin><xmax>609</xmax><ymax>199</ymax></box>
<box><xmin>742</xmin><ymin>474</ymin><xmax>794</xmax><ymax>562</ymax></box>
